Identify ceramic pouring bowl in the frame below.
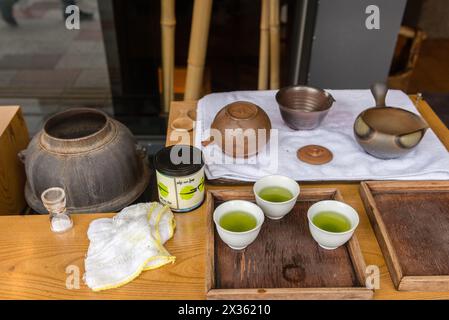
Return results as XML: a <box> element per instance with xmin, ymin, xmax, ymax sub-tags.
<box><xmin>205</xmin><ymin>101</ymin><xmax>272</xmax><ymax>158</ymax></box>
<box><xmin>275</xmin><ymin>86</ymin><xmax>335</xmax><ymax>130</ymax></box>
<box><xmin>354</xmin><ymin>83</ymin><xmax>428</xmax><ymax>159</ymax></box>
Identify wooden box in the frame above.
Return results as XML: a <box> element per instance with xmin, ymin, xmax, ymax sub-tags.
<box><xmin>0</xmin><ymin>106</ymin><xmax>29</xmax><ymax>214</ymax></box>
<box><xmin>360</xmin><ymin>181</ymin><xmax>449</xmax><ymax>291</ymax></box>
<box><xmin>205</xmin><ymin>188</ymin><xmax>373</xmax><ymax>299</ymax></box>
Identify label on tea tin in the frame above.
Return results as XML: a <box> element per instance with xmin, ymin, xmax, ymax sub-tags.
<box><xmin>156</xmin><ymin>167</ymin><xmax>205</xmax><ymax>212</ymax></box>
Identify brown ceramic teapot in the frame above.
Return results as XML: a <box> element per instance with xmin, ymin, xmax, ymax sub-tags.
<box><xmin>354</xmin><ymin>83</ymin><xmax>428</xmax><ymax>159</ymax></box>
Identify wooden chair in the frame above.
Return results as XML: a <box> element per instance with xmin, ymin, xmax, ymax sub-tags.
<box><xmin>388</xmin><ymin>26</ymin><xmax>427</xmax><ymax>92</ymax></box>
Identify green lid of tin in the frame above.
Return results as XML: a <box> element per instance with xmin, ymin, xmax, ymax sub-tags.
<box><xmin>154</xmin><ymin>145</ymin><xmax>204</xmax><ymax>176</ymax></box>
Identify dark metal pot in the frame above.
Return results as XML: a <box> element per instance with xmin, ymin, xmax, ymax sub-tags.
<box><xmin>20</xmin><ymin>108</ymin><xmax>150</xmax><ymax>213</ymax></box>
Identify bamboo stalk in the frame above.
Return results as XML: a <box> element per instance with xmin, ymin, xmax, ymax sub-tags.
<box><xmin>258</xmin><ymin>0</ymin><xmax>270</xmax><ymax>90</ymax></box>
<box><xmin>184</xmin><ymin>0</ymin><xmax>213</xmax><ymax>101</ymax></box>
<box><xmin>161</xmin><ymin>0</ymin><xmax>176</xmax><ymax>112</ymax></box>
<box><xmin>269</xmin><ymin>0</ymin><xmax>280</xmax><ymax>89</ymax></box>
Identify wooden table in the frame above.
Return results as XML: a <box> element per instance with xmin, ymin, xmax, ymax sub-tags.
<box><xmin>0</xmin><ymin>106</ymin><xmax>29</xmax><ymax>214</ymax></box>
<box><xmin>1</xmin><ymin>96</ymin><xmax>449</xmax><ymax>299</ymax></box>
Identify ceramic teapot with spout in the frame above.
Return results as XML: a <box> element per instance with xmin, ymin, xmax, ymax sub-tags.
<box><xmin>354</xmin><ymin>83</ymin><xmax>428</xmax><ymax>159</ymax></box>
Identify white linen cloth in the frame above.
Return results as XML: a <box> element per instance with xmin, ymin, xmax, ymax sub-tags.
<box><xmin>84</xmin><ymin>202</ymin><xmax>176</xmax><ymax>291</ymax></box>
<box><xmin>194</xmin><ymin>90</ymin><xmax>449</xmax><ymax>181</ymax></box>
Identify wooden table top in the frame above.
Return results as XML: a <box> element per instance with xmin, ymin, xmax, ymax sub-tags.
<box><xmin>1</xmin><ymin>96</ymin><xmax>449</xmax><ymax>299</ymax></box>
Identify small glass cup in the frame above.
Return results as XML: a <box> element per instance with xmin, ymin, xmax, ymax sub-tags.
<box><xmin>41</xmin><ymin>187</ymin><xmax>73</xmax><ymax>233</ymax></box>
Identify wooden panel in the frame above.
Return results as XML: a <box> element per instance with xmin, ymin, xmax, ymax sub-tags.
<box><xmin>206</xmin><ymin>189</ymin><xmax>373</xmax><ymax>299</ymax></box>
<box><xmin>166</xmin><ymin>101</ymin><xmax>197</xmax><ymax>147</ymax></box>
<box><xmin>360</xmin><ymin>181</ymin><xmax>449</xmax><ymax>291</ymax></box>
<box><xmin>207</xmin><ymin>288</ymin><xmax>373</xmax><ymax>300</ymax></box>
<box><xmin>0</xmin><ymin>209</ymin><xmax>207</xmax><ymax>299</ymax></box>
<box><xmin>4</xmin><ymin>183</ymin><xmax>449</xmax><ymax>298</ymax></box>
<box><xmin>411</xmin><ymin>95</ymin><xmax>449</xmax><ymax>151</ymax></box>
<box><xmin>0</xmin><ymin>106</ymin><xmax>29</xmax><ymax>215</ymax></box>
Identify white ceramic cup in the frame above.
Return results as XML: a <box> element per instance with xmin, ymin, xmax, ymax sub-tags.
<box><xmin>253</xmin><ymin>175</ymin><xmax>300</xmax><ymax>220</ymax></box>
<box><xmin>213</xmin><ymin>200</ymin><xmax>265</xmax><ymax>250</ymax></box>
<box><xmin>307</xmin><ymin>200</ymin><xmax>359</xmax><ymax>250</ymax></box>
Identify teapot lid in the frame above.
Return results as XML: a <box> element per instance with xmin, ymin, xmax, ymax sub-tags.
<box><xmin>297</xmin><ymin>145</ymin><xmax>333</xmax><ymax>165</ymax></box>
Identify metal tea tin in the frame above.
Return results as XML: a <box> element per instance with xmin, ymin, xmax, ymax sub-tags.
<box><xmin>154</xmin><ymin>145</ymin><xmax>205</xmax><ymax>212</ymax></box>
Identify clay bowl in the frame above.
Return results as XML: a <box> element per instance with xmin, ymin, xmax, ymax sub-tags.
<box><xmin>276</xmin><ymin>86</ymin><xmax>335</xmax><ymax>130</ymax></box>
<box><xmin>204</xmin><ymin>101</ymin><xmax>272</xmax><ymax>158</ymax></box>
<box><xmin>354</xmin><ymin>83</ymin><xmax>428</xmax><ymax>159</ymax></box>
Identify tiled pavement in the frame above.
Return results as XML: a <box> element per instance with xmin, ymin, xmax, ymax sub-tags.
<box><xmin>0</xmin><ymin>0</ymin><xmax>112</xmax><ymax>136</ymax></box>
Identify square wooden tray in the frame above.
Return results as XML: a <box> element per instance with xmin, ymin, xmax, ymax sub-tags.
<box><xmin>360</xmin><ymin>181</ymin><xmax>449</xmax><ymax>291</ymax></box>
<box><xmin>205</xmin><ymin>188</ymin><xmax>373</xmax><ymax>299</ymax></box>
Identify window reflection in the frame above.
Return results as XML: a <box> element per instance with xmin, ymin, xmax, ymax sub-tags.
<box><xmin>0</xmin><ymin>0</ymin><xmax>111</xmax><ymax>136</ymax></box>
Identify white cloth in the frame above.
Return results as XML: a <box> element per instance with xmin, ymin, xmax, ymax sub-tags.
<box><xmin>84</xmin><ymin>203</ymin><xmax>176</xmax><ymax>291</ymax></box>
<box><xmin>194</xmin><ymin>90</ymin><xmax>449</xmax><ymax>181</ymax></box>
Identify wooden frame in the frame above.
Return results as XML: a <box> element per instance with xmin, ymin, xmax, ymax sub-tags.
<box><xmin>205</xmin><ymin>188</ymin><xmax>373</xmax><ymax>300</ymax></box>
<box><xmin>360</xmin><ymin>181</ymin><xmax>449</xmax><ymax>291</ymax></box>
<box><xmin>0</xmin><ymin>106</ymin><xmax>29</xmax><ymax>215</ymax></box>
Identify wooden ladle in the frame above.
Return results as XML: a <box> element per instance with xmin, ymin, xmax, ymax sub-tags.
<box><xmin>171</xmin><ymin>109</ymin><xmax>196</xmax><ymax>132</ymax></box>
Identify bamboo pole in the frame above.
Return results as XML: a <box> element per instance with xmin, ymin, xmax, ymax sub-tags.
<box><xmin>184</xmin><ymin>0</ymin><xmax>213</xmax><ymax>101</ymax></box>
<box><xmin>269</xmin><ymin>0</ymin><xmax>280</xmax><ymax>89</ymax></box>
<box><xmin>161</xmin><ymin>0</ymin><xmax>176</xmax><ymax>112</ymax></box>
<box><xmin>258</xmin><ymin>0</ymin><xmax>270</xmax><ymax>90</ymax></box>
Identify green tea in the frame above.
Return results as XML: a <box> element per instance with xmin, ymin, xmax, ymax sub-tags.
<box><xmin>219</xmin><ymin>211</ymin><xmax>257</xmax><ymax>232</ymax></box>
<box><xmin>258</xmin><ymin>186</ymin><xmax>293</xmax><ymax>202</ymax></box>
<box><xmin>312</xmin><ymin>211</ymin><xmax>351</xmax><ymax>233</ymax></box>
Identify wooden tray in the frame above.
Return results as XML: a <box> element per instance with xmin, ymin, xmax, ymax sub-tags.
<box><xmin>360</xmin><ymin>181</ymin><xmax>449</xmax><ymax>291</ymax></box>
<box><xmin>205</xmin><ymin>188</ymin><xmax>373</xmax><ymax>299</ymax></box>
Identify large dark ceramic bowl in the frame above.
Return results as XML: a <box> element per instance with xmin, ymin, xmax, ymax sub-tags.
<box><xmin>276</xmin><ymin>86</ymin><xmax>335</xmax><ymax>130</ymax></box>
<box><xmin>21</xmin><ymin>108</ymin><xmax>150</xmax><ymax>213</ymax></box>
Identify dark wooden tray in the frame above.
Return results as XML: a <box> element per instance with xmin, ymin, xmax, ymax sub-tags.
<box><xmin>205</xmin><ymin>188</ymin><xmax>373</xmax><ymax>299</ymax></box>
<box><xmin>360</xmin><ymin>181</ymin><xmax>449</xmax><ymax>291</ymax></box>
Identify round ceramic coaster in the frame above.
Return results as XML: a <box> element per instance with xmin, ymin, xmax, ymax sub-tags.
<box><xmin>297</xmin><ymin>145</ymin><xmax>333</xmax><ymax>165</ymax></box>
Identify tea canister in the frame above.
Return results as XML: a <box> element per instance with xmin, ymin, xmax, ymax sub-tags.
<box><xmin>154</xmin><ymin>145</ymin><xmax>205</xmax><ymax>212</ymax></box>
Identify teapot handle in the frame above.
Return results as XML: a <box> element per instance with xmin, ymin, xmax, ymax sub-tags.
<box><xmin>18</xmin><ymin>149</ymin><xmax>27</xmax><ymax>163</ymax></box>
<box><xmin>201</xmin><ymin>136</ymin><xmax>214</xmax><ymax>147</ymax></box>
<box><xmin>370</xmin><ymin>82</ymin><xmax>388</xmax><ymax>107</ymax></box>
